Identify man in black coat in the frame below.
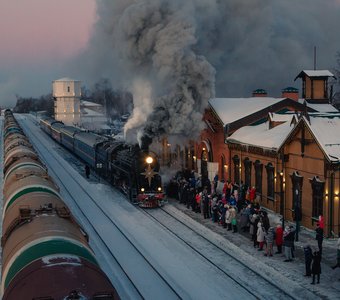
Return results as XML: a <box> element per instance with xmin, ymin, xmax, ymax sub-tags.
<box><xmin>303</xmin><ymin>245</ymin><xmax>313</xmax><ymax>276</ymax></box>
<box><xmin>311</xmin><ymin>250</ymin><xmax>321</xmax><ymax>284</ymax></box>
<box><xmin>315</xmin><ymin>223</ymin><xmax>324</xmax><ymax>255</ymax></box>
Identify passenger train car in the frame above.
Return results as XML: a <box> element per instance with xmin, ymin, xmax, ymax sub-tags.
<box><xmin>1</xmin><ymin>110</ymin><xmax>119</xmax><ymax>299</ymax></box>
<box><xmin>40</xmin><ymin>117</ymin><xmax>164</xmax><ymax>208</ymax></box>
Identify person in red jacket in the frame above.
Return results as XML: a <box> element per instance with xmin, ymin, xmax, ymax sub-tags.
<box><xmin>249</xmin><ymin>186</ymin><xmax>256</xmax><ymax>202</ymax></box>
<box><xmin>275</xmin><ymin>224</ymin><xmax>284</xmax><ymax>254</ymax></box>
<box><xmin>317</xmin><ymin>214</ymin><xmax>324</xmax><ymax>229</ymax></box>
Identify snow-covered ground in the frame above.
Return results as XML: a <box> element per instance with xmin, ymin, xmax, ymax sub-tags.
<box><xmin>1</xmin><ymin>114</ymin><xmax>340</xmax><ymax>299</ymax></box>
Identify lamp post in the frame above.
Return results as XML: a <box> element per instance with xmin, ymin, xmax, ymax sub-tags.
<box><xmin>279</xmin><ymin>170</ymin><xmax>285</xmax><ymax>229</ymax></box>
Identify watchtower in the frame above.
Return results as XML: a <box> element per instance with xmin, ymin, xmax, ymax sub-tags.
<box><xmin>294</xmin><ymin>70</ymin><xmax>336</xmax><ymax>103</ymax></box>
<box><xmin>53</xmin><ymin>77</ymin><xmax>81</xmax><ymax>125</ymax></box>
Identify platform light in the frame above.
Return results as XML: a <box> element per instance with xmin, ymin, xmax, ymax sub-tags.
<box><xmin>146</xmin><ymin>156</ymin><xmax>153</xmax><ymax>164</ymax></box>
<box><xmin>158</xmin><ymin>187</ymin><xmax>162</xmax><ymax>192</ymax></box>
<box><xmin>141</xmin><ymin>188</ymin><xmax>145</xmax><ymax>192</ymax></box>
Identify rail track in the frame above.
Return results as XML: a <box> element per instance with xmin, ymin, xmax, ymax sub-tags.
<box><xmin>141</xmin><ymin>205</ymin><xmax>306</xmax><ymax>300</ymax></box>
<box><xmin>14</xmin><ymin>114</ymin><xmax>318</xmax><ymax>300</ymax></box>
<box><xmin>16</xmin><ymin>115</ymin><xmax>181</xmax><ymax>300</ymax></box>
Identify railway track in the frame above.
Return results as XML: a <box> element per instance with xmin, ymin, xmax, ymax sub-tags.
<box><xmin>16</xmin><ymin>115</ymin><xmax>181</xmax><ymax>300</ymax></box>
<box><xmin>14</xmin><ymin>114</ymin><xmax>318</xmax><ymax>300</ymax></box>
<box><xmin>141</xmin><ymin>205</ymin><xmax>311</xmax><ymax>300</ymax></box>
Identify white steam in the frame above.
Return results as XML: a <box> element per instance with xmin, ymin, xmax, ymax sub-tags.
<box><xmin>67</xmin><ymin>0</ymin><xmax>340</xmax><ymax>144</ymax></box>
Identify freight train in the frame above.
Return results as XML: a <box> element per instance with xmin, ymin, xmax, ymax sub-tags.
<box><xmin>1</xmin><ymin>110</ymin><xmax>119</xmax><ymax>299</ymax></box>
<box><xmin>39</xmin><ymin>117</ymin><xmax>164</xmax><ymax>208</ymax></box>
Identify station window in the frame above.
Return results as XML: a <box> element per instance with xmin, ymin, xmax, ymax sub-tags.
<box><xmin>265</xmin><ymin>163</ymin><xmax>274</xmax><ymax>199</ymax></box>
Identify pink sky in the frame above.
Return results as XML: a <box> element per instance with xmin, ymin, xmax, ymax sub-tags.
<box><xmin>0</xmin><ymin>0</ymin><xmax>96</xmax><ymax>64</ymax></box>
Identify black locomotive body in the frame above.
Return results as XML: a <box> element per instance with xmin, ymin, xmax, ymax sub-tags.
<box><xmin>40</xmin><ymin>118</ymin><xmax>164</xmax><ymax>208</ymax></box>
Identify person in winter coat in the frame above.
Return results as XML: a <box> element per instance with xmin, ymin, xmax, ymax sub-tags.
<box><xmin>283</xmin><ymin>226</ymin><xmax>295</xmax><ymax>262</ymax></box>
<box><xmin>229</xmin><ymin>206</ymin><xmax>237</xmax><ymax>233</ymax></box>
<box><xmin>249</xmin><ymin>186</ymin><xmax>256</xmax><ymax>202</ymax></box>
<box><xmin>239</xmin><ymin>205</ymin><xmax>251</xmax><ymax>232</ymax></box>
<box><xmin>260</xmin><ymin>210</ymin><xmax>270</xmax><ymax>231</ymax></box>
<box><xmin>311</xmin><ymin>250</ymin><xmax>322</xmax><ymax>284</ymax></box>
<box><xmin>331</xmin><ymin>233</ymin><xmax>340</xmax><ymax>269</ymax></box>
<box><xmin>315</xmin><ymin>223</ymin><xmax>324</xmax><ymax>255</ymax></box>
<box><xmin>251</xmin><ymin>214</ymin><xmax>260</xmax><ymax>248</ymax></box>
<box><xmin>275</xmin><ymin>224</ymin><xmax>283</xmax><ymax>254</ymax></box>
<box><xmin>195</xmin><ymin>192</ymin><xmax>201</xmax><ymax>213</ymax></box>
<box><xmin>225</xmin><ymin>205</ymin><xmax>232</xmax><ymax>230</ymax></box>
<box><xmin>257</xmin><ymin>222</ymin><xmax>265</xmax><ymax>251</ymax></box>
<box><xmin>85</xmin><ymin>164</ymin><xmax>90</xmax><ymax>179</ymax></box>
<box><xmin>264</xmin><ymin>226</ymin><xmax>275</xmax><ymax>257</ymax></box>
<box><xmin>317</xmin><ymin>214</ymin><xmax>324</xmax><ymax>229</ymax></box>
<box><xmin>303</xmin><ymin>244</ymin><xmax>313</xmax><ymax>277</ymax></box>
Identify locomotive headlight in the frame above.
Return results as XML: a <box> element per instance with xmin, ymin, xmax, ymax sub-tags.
<box><xmin>158</xmin><ymin>187</ymin><xmax>162</xmax><ymax>192</ymax></box>
<box><xmin>146</xmin><ymin>156</ymin><xmax>153</xmax><ymax>164</ymax></box>
<box><xmin>141</xmin><ymin>188</ymin><xmax>145</xmax><ymax>192</ymax></box>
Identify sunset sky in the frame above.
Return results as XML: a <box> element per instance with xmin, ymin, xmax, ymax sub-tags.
<box><xmin>1</xmin><ymin>0</ymin><xmax>340</xmax><ymax>109</ymax></box>
<box><xmin>0</xmin><ymin>0</ymin><xmax>96</xmax><ymax>107</ymax></box>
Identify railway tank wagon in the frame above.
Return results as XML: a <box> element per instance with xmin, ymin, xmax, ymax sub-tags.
<box><xmin>1</xmin><ymin>110</ymin><xmax>119</xmax><ymax>299</ymax></box>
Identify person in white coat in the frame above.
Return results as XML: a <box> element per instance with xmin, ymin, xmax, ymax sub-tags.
<box><xmin>257</xmin><ymin>222</ymin><xmax>265</xmax><ymax>251</ymax></box>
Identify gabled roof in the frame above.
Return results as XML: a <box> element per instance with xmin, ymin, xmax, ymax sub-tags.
<box><xmin>279</xmin><ymin>115</ymin><xmax>340</xmax><ymax>163</ymax></box>
<box><xmin>294</xmin><ymin>70</ymin><xmax>336</xmax><ymax>81</ymax></box>
<box><xmin>304</xmin><ymin>103</ymin><xmax>339</xmax><ymax>113</ymax></box>
<box><xmin>227</xmin><ymin>117</ymin><xmax>295</xmax><ymax>151</ymax></box>
<box><xmin>208</xmin><ymin>97</ymin><xmax>312</xmax><ymax>135</ymax></box>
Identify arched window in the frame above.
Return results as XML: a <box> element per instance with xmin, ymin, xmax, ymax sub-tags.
<box><xmin>244</xmin><ymin>158</ymin><xmax>252</xmax><ymax>188</ymax></box>
<box><xmin>254</xmin><ymin>160</ymin><xmax>263</xmax><ymax>194</ymax></box>
<box><xmin>290</xmin><ymin>171</ymin><xmax>303</xmax><ymax>221</ymax></box>
<box><xmin>265</xmin><ymin>163</ymin><xmax>275</xmax><ymax>199</ymax></box>
<box><xmin>310</xmin><ymin>176</ymin><xmax>324</xmax><ymax>218</ymax></box>
<box><xmin>232</xmin><ymin>155</ymin><xmax>240</xmax><ymax>183</ymax></box>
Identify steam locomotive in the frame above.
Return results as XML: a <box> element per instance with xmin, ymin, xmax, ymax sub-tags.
<box><xmin>2</xmin><ymin>110</ymin><xmax>118</xmax><ymax>299</ymax></box>
<box><xmin>40</xmin><ymin>117</ymin><xmax>164</xmax><ymax>208</ymax></box>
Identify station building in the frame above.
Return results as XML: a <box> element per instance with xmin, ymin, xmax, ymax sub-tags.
<box><xmin>194</xmin><ymin>70</ymin><xmax>340</xmax><ymax>236</ymax></box>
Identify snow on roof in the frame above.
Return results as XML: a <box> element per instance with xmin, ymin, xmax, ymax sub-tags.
<box><xmin>300</xmin><ymin>70</ymin><xmax>335</xmax><ymax>78</ymax></box>
<box><xmin>74</xmin><ymin>131</ymin><xmax>108</xmax><ymax>146</ymax></box>
<box><xmin>81</xmin><ymin>100</ymin><xmax>102</xmax><ymax>107</ymax></box>
<box><xmin>54</xmin><ymin>77</ymin><xmax>80</xmax><ymax>82</ymax></box>
<box><xmin>306</xmin><ymin>115</ymin><xmax>340</xmax><ymax>162</ymax></box>
<box><xmin>269</xmin><ymin>112</ymin><xmax>296</xmax><ymax>122</ymax></box>
<box><xmin>227</xmin><ymin>117</ymin><xmax>294</xmax><ymax>150</ymax></box>
<box><xmin>306</xmin><ymin>103</ymin><xmax>339</xmax><ymax>113</ymax></box>
<box><xmin>81</xmin><ymin>108</ymin><xmax>105</xmax><ymax>117</ymax></box>
<box><xmin>209</xmin><ymin>97</ymin><xmax>285</xmax><ymax>125</ymax></box>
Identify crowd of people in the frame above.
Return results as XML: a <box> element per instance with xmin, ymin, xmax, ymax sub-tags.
<box><xmin>166</xmin><ymin>171</ymin><xmax>340</xmax><ymax>286</ymax></box>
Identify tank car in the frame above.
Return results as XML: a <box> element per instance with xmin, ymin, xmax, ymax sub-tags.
<box><xmin>2</xmin><ymin>110</ymin><xmax>119</xmax><ymax>299</ymax></box>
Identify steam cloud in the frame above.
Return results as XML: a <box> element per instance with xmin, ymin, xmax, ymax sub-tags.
<box><xmin>69</xmin><ymin>0</ymin><xmax>340</xmax><ymax>144</ymax></box>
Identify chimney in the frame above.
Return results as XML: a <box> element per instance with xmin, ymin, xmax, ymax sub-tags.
<box><xmin>252</xmin><ymin>89</ymin><xmax>267</xmax><ymax>97</ymax></box>
<box><xmin>282</xmin><ymin>87</ymin><xmax>299</xmax><ymax>101</ymax></box>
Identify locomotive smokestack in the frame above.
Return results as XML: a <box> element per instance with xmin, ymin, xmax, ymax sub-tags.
<box><xmin>140</xmin><ymin>135</ymin><xmax>152</xmax><ymax>151</ymax></box>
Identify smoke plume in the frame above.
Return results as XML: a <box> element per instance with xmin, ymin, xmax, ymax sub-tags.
<box><xmin>68</xmin><ymin>0</ymin><xmax>340</xmax><ymax>144</ymax></box>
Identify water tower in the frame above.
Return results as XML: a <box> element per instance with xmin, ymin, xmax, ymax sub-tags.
<box><xmin>53</xmin><ymin>77</ymin><xmax>81</xmax><ymax>125</ymax></box>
